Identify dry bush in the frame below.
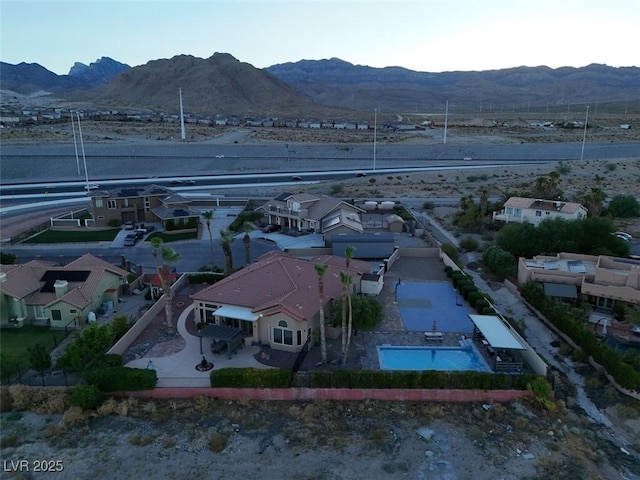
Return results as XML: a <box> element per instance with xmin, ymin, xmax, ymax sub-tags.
<box><xmin>8</xmin><ymin>386</ymin><xmax>69</xmax><ymax>414</ymax></box>
<box><xmin>129</xmin><ymin>435</ymin><xmax>155</xmax><ymax>446</ymax></box>
<box><xmin>61</xmin><ymin>406</ymin><xmax>87</xmax><ymax>427</ymax></box>
<box><xmin>208</xmin><ymin>432</ymin><xmax>228</xmax><ymax>453</ymax></box>
<box><xmin>162</xmin><ymin>436</ymin><xmax>177</xmax><ymax>449</ymax></box>
<box><xmin>0</xmin><ymin>387</ymin><xmax>13</xmax><ymax>412</ymax></box>
<box><xmin>192</xmin><ymin>394</ymin><xmax>213</xmax><ymax>412</ymax></box>
<box><xmin>114</xmin><ymin>397</ymin><xmax>138</xmax><ymax>417</ymax></box>
<box><xmin>0</xmin><ymin>434</ymin><xmax>19</xmax><ymax>448</ymax></box>
<box><xmin>43</xmin><ymin>423</ymin><xmax>63</xmax><ymax>438</ymax></box>
<box><xmin>96</xmin><ymin>398</ymin><xmax>119</xmax><ymax>416</ymax></box>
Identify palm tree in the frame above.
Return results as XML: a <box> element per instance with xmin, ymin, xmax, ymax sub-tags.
<box><xmin>202</xmin><ymin>210</ymin><xmax>215</xmax><ymax>268</ymax></box>
<box><xmin>581</xmin><ymin>187</ymin><xmax>606</xmax><ymax>217</ymax></box>
<box><xmin>242</xmin><ymin>223</ymin><xmax>254</xmax><ymax>265</ymax></box>
<box><xmin>479</xmin><ymin>187</ymin><xmax>489</xmax><ymax>216</ymax></box>
<box><xmin>339</xmin><ymin>270</ymin><xmax>353</xmax><ymax>365</ymax></box>
<box><xmin>342</xmin><ymin>246</ymin><xmax>355</xmax><ymax>366</ymax></box>
<box><xmin>220</xmin><ymin>229</ymin><xmax>235</xmax><ymax>274</ymax></box>
<box><xmin>314</xmin><ymin>263</ymin><xmax>329</xmax><ymax>363</ymax></box>
<box><xmin>150</xmin><ymin>237</ymin><xmax>181</xmax><ymax>332</ymax></box>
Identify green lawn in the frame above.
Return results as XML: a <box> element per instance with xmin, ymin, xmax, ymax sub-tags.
<box><xmin>146</xmin><ymin>231</ymin><xmax>197</xmax><ymax>242</ymax></box>
<box><xmin>1</xmin><ymin>326</ymin><xmax>63</xmax><ymax>381</ymax></box>
<box><xmin>24</xmin><ymin>228</ymin><xmax>120</xmax><ymax>243</ymax></box>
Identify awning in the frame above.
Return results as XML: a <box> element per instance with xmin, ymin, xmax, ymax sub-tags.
<box><xmin>468</xmin><ymin>314</ymin><xmax>526</xmax><ymax>350</ymax></box>
<box><xmin>198</xmin><ymin>324</ymin><xmax>242</xmax><ymax>341</ymax></box>
<box><xmin>544</xmin><ymin>282</ymin><xmax>577</xmax><ymax>299</ymax></box>
<box><xmin>214</xmin><ymin>305</ymin><xmax>259</xmax><ymax>322</ymax></box>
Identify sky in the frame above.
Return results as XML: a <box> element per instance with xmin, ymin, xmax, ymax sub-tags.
<box><xmin>1</xmin><ymin>0</ymin><xmax>639</xmax><ymax>75</ymax></box>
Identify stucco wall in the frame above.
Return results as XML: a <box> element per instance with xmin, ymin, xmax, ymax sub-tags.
<box><xmin>108</xmin><ymin>274</ymin><xmax>188</xmax><ymax>355</ymax></box>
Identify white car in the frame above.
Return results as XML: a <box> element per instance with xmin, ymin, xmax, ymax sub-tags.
<box><xmin>613</xmin><ymin>232</ymin><xmax>632</xmax><ymax>242</ymax></box>
<box><xmin>463</xmin><ymin>157</ymin><xmax>473</xmax><ymax>161</ymax></box>
<box><xmin>84</xmin><ymin>184</ymin><xmax>99</xmax><ymax>191</ymax></box>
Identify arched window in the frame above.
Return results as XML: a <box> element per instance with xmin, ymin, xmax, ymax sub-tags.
<box><xmin>273</xmin><ymin>320</ymin><xmax>293</xmax><ymax>345</ymax></box>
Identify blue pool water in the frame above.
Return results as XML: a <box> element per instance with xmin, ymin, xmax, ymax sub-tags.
<box><xmin>377</xmin><ymin>345</ymin><xmax>492</xmax><ymax>372</ymax></box>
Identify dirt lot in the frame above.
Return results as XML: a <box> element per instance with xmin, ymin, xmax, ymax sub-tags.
<box><xmin>1</xmin><ymin>388</ymin><xmax>638</xmax><ymax>480</ymax></box>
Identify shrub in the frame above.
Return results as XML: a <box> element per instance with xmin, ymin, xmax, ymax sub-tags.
<box><xmin>459</xmin><ymin>236</ymin><xmax>479</xmax><ymax>252</ymax></box>
<box><xmin>110</xmin><ymin>315</ymin><xmax>133</xmax><ymax>342</ymax></box>
<box><xmin>68</xmin><ymin>383</ymin><xmax>103</xmax><ymax>411</ymax></box>
<box><xmin>84</xmin><ymin>366</ymin><xmax>157</xmax><ymax>392</ymax></box>
<box><xmin>208</xmin><ymin>432</ymin><xmax>228</xmax><ymax>452</ymax></box>
<box><xmin>211</xmin><ymin>367</ymin><xmax>292</xmax><ymax>388</ymax></box>
<box><xmin>441</xmin><ymin>243</ymin><xmax>460</xmax><ymax>266</ymax></box>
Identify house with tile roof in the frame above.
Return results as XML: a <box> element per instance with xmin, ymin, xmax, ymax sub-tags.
<box><xmin>493</xmin><ymin>197</ymin><xmax>587</xmax><ymax>226</ymax></box>
<box><xmin>0</xmin><ymin>254</ymin><xmax>128</xmax><ymax>328</ymax></box>
<box><xmin>189</xmin><ymin>251</ymin><xmax>372</xmax><ymax>353</ymax></box>
<box><xmin>89</xmin><ymin>184</ymin><xmax>200</xmax><ymax>229</ymax></box>
<box><xmin>257</xmin><ymin>192</ymin><xmax>365</xmax><ymax>244</ymax></box>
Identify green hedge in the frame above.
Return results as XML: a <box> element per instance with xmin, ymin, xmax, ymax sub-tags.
<box><xmin>521</xmin><ymin>282</ymin><xmax>640</xmax><ymax>392</ymax></box>
<box><xmin>308</xmin><ymin>369</ymin><xmax>537</xmax><ymax>390</ymax></box>
<box><xmin>211</xmin><ymin>367</ymin><xmax>293</xmax><ymax>388</ymax></box>
<box><xmin>84</xmin><ymin>366</ymin><xmax>157</xmax><ymax>392</ymax></box>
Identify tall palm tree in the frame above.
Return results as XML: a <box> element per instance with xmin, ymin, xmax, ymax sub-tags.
<box><xmin>202</xmin><ymin>210</ymin><xmax>215</xmax><ymax>268</ymax></box>
<box><xmin>314</xmin><ymin>263</ymin><xmax>329</xmax><ymax>363</ymax></box>
<box><xmin>242</xmin><ymin>223</ymin><xmax>254</xmax><ymax>266</ymax></box>
<box><xmin>220</xmin><ymin>229</ymin><xmax>235</xmax><ymax>274</ymax></box>
<box><xmin>342</xmin><ymin>246</ymin><xmax>355</xmax><ymax>366</ymax></box>
<box><xmin>150</xmin><ymin>237</ymin><xmax>181</xmax><ymax>332</ymax></box>
<box><xmin>479</xmin><ymin>187</ymin><xmax>489</xmax><ymax>216</ymax></box>
<box><xmin>339</xmin><ymin>270</ymin><xmax>353</xmax><ymax>365</ymax></box>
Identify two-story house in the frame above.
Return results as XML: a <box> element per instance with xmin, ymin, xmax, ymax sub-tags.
<box><xmin>493</xmin><ymin>197</ymin><xmax>587</xmax><ymax>226</ymax></box>
<box><xmin>89</xmin><ymin>184</ymin><xmax>200</xmax><ymax>229</ymax></box>
<box><xmin>257</xmin><ymin>193</ymin><xmax>365</xmax><ymax>244</ymax></box>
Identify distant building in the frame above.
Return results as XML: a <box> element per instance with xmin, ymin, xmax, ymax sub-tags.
<box><xmin>493</xmin><ymin>197</ymin><xmax>587</xmax><ymax>226</ymax></box>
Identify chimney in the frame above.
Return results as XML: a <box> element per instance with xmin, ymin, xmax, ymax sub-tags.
<box><xmin>54</xmin><ymin>279</ymin><xmax>69</xmax><ymax>297</ymax></box>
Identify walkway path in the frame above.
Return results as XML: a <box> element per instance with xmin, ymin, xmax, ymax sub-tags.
<box><xmin>125</xmin><ymin>304</ymin><xmax>269</xmax><ymax>387</ymax></box>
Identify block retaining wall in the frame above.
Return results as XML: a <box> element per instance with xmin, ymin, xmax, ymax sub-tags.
<box><xmin>114</xmin><ymin>387</ymin><xmax>533</xmax><ymax>402</ymax></box>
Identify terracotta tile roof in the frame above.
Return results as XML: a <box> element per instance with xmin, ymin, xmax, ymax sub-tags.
<box><xmin>0</xmin><ymin>254</ymin><xmax>127</xmax><ymax>309</ymax></box>
<box><xmin>190</xmin><ymin>252</ymin><xmax>370</xmax><ymax>322</ymax></box>
<box><xmin>504</xmin><ymin>196</ymin><xmax>586</xmax><ymax>214</ymax></box>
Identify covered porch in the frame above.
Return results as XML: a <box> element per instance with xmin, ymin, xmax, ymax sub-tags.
<box><xmin>469</xmin><ymin>314</ymin><xmax>526</xmax><ymax>373</ymax></box>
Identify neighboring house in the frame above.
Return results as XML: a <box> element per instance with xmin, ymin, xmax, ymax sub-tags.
<box><xmin>517</xmin><ymin>252</ymin><xmax>640</xmax><ymax>310</ymax></box>
<box><xmin>493</xmin><ymin>197</ymin><xmax>587</xmax><ymax>226</ymax></box>
<box><xmin>89</xmin><ymin>184</ymin><xmax>200</xmax><ymax>229</ymax></box>
<box><xmin>0</xmin><ymin>254</ymin><xmax>128</xmax><ymax>328</ymax></box>
<box><xmin>147</xmin><ymin>272</ymin><xmax>179</xmax><ymax>300</ymax></box>
<box><xmin>257</xmin><ymin>193</ymin><xmax>365</xmax><ymax>244</ymax></box>
<box><xmin>190</xmin><ymin>251</ymin><xmax>372</xmax><ymax>353</ymax></box>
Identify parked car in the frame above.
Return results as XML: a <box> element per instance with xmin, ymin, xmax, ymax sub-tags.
<box><xmin>84</xmin><ymin>183</ymin><xmax>100</xmax><ymax>191</ymax></box>
<box><xmin>613</xmin><ymin>231</ymin><xmax>632</xmax><ymax>242</ymax></box>
<box><xmin>291</xmin><ymin>175</ymin><xmax>302</xmax><ymax>181</ymax></box>
<box><xmin>262</xmin><ymin>224</ymin><xmax>281</xmax><ymax>233</ymax></box>
<box><xmin>123</xmin><ymin>221</ymin><xmax>135</xmax><ymax>230</ymax></box>
<box><xmin>123</xmin><ymin>233</ymin><xmax>138</xmax><ymax>246</ymax></box>
<box><xmin>356</xmin><ymin>172</ymin><xmax>367</xmax><ymax>177</ymax></box>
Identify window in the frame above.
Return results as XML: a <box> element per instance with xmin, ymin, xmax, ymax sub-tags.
<box><xmin>107</xmin><ymin>200</ymin><xmax>117</xmax><ymax>209</ymax></box>
<box><xmin>144</xmin><ymin>197</ymin><xmax>151</xmax><ymax>213</ymax></box>
<box><xmin>51</xmin><ymin>310</ymin><xmax>62</xmax><ymax>321</ymax></box>
<box><xmin>535</xmin><ymin>210</ymin><xmax>542</xmax><ymax>217</ymax></box>
<box><xmin>95</xmin><ymin>199</ymin><xmax>104</xmax><ymax>208</ymax></box>
<box><xmin>273</xmin><ymin>320</ymin><xmax>293</xmax><ymax>346</ymax></box>
<box><xmin>69</xmin><ymin>309</ymin><xmax>77</xmax><ymax>314</ymax></box>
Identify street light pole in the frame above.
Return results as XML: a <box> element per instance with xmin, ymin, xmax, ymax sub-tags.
<box><xmin>373</xmin><ymin>108</ymin><xmax>377</xmax><ymax>171</ymax></box>
<box><xmin>580</xmin><ymin>105</ymin><xmax>589</xmax><ymax>161</ymax></box>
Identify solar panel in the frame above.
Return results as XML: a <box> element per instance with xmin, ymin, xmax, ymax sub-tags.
<box><xmin>567</xmin><ymin>260</ymin><xmax>586</xmax><ymax>273</ymax></box>
<box><xmin>40</xmin><ymin>270</ymin><xmax>91</xmax><ymax>292</ymax></box>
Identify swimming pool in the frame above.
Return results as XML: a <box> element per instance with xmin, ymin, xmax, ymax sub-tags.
<box><xmin>377</xmin><ymin>345</ymin><xmax>492</xmax><ymax>372</ymax></box>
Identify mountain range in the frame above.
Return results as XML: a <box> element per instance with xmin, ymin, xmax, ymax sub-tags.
<box><xmin>1</xmin><ymin>53</ymin><xmax>638</xmax><ymax>116</ymax></box>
